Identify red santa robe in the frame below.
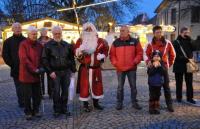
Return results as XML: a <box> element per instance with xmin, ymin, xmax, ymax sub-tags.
<box><xmin>74</xmin><ymin>38</ymin><xmax>109</xmax><ymax>101</ymax></box>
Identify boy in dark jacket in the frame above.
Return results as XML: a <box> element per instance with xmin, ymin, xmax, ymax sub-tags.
<box><xmin>148</xmin><ymin>50</ymin><xmax>166</xmax><ymax>114</ymax></box>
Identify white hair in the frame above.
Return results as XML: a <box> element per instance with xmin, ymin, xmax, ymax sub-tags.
<box><xmin>12</xmin><ymin>22</ymin><xmax>21</xmax><ymax>29</ymax></box>
<box><xmin>27</xmin><ymin>26</ymin><xmax>37</xmax><ymax>33</ymax></box>
<box><xmin>40</xmin><ymin>27</ymin><xmax>48</xmax><ymax>33</ymax></box>
<box><xmin>52</xmin><ymin>26</ymin><xmax>62</xmax><ymax>33</ymax></box>
<box><xmin>82</xmin><ymin>22</ymin><xmax>97</xmax><ymax>33</ymax></box>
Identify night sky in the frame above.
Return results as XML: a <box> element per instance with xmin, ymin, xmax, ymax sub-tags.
<box><xmin>138</xmin><ymin>0</ymin><xmax>163</xmax><ymax>18</ymax></box>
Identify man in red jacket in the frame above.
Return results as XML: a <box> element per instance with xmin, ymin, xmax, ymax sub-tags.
<box><xmin>74</xmin><ymin>23</ymin><xmax>109</xmax><ymax>112</ymax></box>
<box><xmin>109</xmin><ymin>26</ymin><xmax>143</xmax><ymax>110</ymax></box>
<box><xmin>144</xmin><ymin>25</ymin><xmax>176</xmax><ymax>112</ymax></box>
<box><xmin>19</xmin><ymin>26</ymin><xmax>43</xmax><ymax>120</ymax></box>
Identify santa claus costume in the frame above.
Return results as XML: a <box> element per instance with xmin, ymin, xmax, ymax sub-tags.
<box><xmin>74</xmin><ymin>23</ymin><xmax>109</xmax><ymax>112</ymax></box>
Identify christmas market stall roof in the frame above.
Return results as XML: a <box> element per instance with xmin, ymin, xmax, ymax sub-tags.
<box><xmin>2</xmin><ymin>17</ymin><xmax>82</xmax><ymax>43</ymax></box>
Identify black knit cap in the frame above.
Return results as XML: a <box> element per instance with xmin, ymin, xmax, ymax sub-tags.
<box><xmin>152</xmin><ymin>50</ymin><xmax>162</xmax><ymax>58</ymax></box>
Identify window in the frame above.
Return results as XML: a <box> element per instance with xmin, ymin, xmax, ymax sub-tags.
<box><xmin>171</xmin><ymin>8</ymin><xmax>176</xmax><ymax>24</ymax></box>
<box><xmin>165</xmin><ymin>11</ymin><xmax>168</xmax><ymax>25</ymax></box>
<box><xmin>191</xmin><ymin>6</ymin><xmax>200</xmax><ymax>23</ymax></box>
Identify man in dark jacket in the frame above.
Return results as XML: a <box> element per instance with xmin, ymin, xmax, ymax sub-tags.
<box><xmin>109</xmin><ymin>25</ymin><xmax>143</xmax><ymax>110</ymax></box>
<box><xmin>2</xmin><ymin>22</ymin><xmax>26</xmax><ymax>107</ymax></box>
<box><xmin>42</xmin><ymin>26</ymin><xmax>76</xmax><ymax>117</ymax></box>
<box><xmin>173</xmin><ymin>27</ymin><xmax>196</xmax><ymax>104</ymax></box>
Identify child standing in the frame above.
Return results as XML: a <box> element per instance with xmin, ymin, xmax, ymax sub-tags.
<box><xmin>148</xmin><ymin>50</ymin><xmax>166</xmax><ymax>114</ymax></box>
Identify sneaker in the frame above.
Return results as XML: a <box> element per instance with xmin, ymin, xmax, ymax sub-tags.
<box><xmin>26</xmin><ymin>115</ymin><xmax>32</xmax><ymax>120</ymax></box>
<box><xmin>187</xmin><ymin>99</ymin><xmax>196</xmax><ymax>104</ymax></box>
<box><xmin>167</xmin><ymin>104</ymin><xmax>174</xmax><ymax>112</ymax></box>
<box><xmin>116</xmin><ymin>103</ymin><xmax>123</xmax><ymax>110</ymax></box>
<box><xmin>132</xmin><ymin>103</ymin><xmax>142</xmax><ymax>110</ymax></box>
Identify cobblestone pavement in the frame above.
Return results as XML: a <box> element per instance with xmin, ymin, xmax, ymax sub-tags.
<box><xmin>0</xmin><ymin>64</ymin><xmax>200</xmax><ymax>129</ymax></box>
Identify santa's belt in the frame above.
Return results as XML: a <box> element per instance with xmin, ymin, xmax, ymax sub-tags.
<box><xmin>81</xmin><ymin>64</ymin><xmax>100</xmax><ymax>69</ymax></box>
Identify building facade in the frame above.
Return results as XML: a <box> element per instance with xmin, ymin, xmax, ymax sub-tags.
<box><xmin>155</xmin><ymin>0</ymin><xmax>200</xmax><ymax>41</ymax></box>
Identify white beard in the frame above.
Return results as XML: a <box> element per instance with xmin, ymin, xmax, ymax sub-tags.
<box><xmin>81</xmin><ymin>32</ymin><xmax>98</xmax><ymax>54</ymax></box>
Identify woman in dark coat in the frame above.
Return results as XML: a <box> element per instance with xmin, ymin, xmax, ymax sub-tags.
<box><xmin>173</xmin><ymin>27</ymin><xmax>195</xmax><ymax>104</ymax></box>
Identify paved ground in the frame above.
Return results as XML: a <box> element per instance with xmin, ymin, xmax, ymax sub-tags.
<box><xmin>0</xmin><ymin>64</ymin><xmax>200</xmax><ymax>129</ymax></box>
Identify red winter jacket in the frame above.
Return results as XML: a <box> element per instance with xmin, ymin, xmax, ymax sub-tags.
<box><xmin>144</xmin><ymin>39</ymin><xmax>176</xmax><ymax>69</ymax></box>
<box><xmin>109</xmin><ymin>36</ymin><xmax>143</xmax><ymax>71</ymax></box>
<box><xmin>19</xmin><ymin>38</ymin><xmax>43</xmax><ymax>83</ymax></box>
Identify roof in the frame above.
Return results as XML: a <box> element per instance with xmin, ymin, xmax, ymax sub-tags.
<box><xmin>3</xmin><ymin>17</ymin><xmax>82</xmax><ymax>31</ymax></box>
<box><xmin>154</xmin><ymin>0</ymin><xmax>169</xmax><ymax>13</ymax></box>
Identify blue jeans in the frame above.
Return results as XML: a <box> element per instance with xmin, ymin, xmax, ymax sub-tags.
<box><xmin>117</xmin><ymin>70</ymin><xmax>137</xmax><ymax>104</ymax></box>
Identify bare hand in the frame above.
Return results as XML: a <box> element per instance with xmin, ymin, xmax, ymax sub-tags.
<box><xmin>147</xmin><ymin>61</ymin><xmax>152</xmax><ymax>67</ymax></box>
<box><xmin>153</xmin><ymin>61</ymin><xmax>161</xmax><ymax>67</ymax></box>
<box><xmin>50</xmin><ymin>72</ymin><xmax>56</xmax><ymax>79</ymax></box>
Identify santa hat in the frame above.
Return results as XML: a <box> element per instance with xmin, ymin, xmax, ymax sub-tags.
<box><xmin>82</xmin><ymin>22</ymin><xmax>97</xmax><ymax>33</ymax></box>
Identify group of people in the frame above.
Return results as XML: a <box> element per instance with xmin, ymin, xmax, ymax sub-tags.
<box><xmin>2</xmin><ymin>21</ymin><xmax>197</xmax><ymax>120</ymax></box>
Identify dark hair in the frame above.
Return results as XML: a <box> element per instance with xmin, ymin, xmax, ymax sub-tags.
<box><xmin>180</xmin><ymin>27</ymin><xmax>189</xmax><ymax>33</ymax></box>
<box><xmin>153</xmin><ymin>25</ymin><xmax>162</xmax><ymax>33</ymax></box>
<box><xmin>152</xmin><ymin>36</ymin><xmax>166</xmax><ymax>45</ymax></box>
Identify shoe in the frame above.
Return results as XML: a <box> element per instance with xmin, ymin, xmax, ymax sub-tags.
<box><xmin>19</xmin><ymin>104</ymin><xmax>24</xmax><ymax>108</ymax></box>
<box><xmin>94</xmin><ymin>103</ymin><xmax>104</xmax><ymax>110</ymax></box>
<box><xmin>132</xmin><ymin>103</ymin><xmax>142</xmax><ymax>110</ymax></box>
<box><xmin>149</xmin><ymin>109</ymin><xmax>155</xmax><ymax>114</ymax></box>
<box><xmin>187</xmin><ymin>99</ymin><xmax>196</xmax><ymax>104</ymax></box>
<box><xmin>154</xmin><ymin>109</ymin><xmax>160</xmax><ymax>114</ymax></box>
<box><xmin>26</xmin><ymin>115</ymin><xmax>32</xmax><ymax>120</ymax></box>
<box><xmin>83</xmin><ymin>107</ymin><xmax>91</xmax><ymax>112</ymax></box>
<box><xmin>53</xmin><ymin>112</ymin><xmax>60</xmax><ymax>118</ymax></box>
<box><xmin>167</xmin><ymin>104</ymin><xmax>174</xmax><ymax>112</ymax></box>
<box><xmin>116</xmin><ymin>103</ymin><xmax>123</xmax><ymax>110</ymax></box>
<box><xmin>35</xmin><ymin>112</ymin><xmax>42</xmax><ymax>118</ymax></box>
<box><xmin>177</xmin><ymin>99</ymin><xmax>182</xmax><ymax>103</ymax></box>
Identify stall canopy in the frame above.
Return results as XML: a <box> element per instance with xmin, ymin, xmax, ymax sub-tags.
<box><xmin>2</xmin><ymin>17</ymin><xmax>82</xmax><ymax>43</ymax></box>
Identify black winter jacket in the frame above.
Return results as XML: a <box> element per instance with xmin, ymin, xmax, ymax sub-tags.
<box><xmin>2</xmin><ymin>34</ymin><xmax>26</xmax><ymax>78</ymax></box>
<box><xmin>173</xmin><ymin>35</ymin><xmax>194</xmax><ymax>73</ymax></box>
<box><xmin>42</xmin><ymin>40</ymin><xmax>76</xmax><ymax>74</ymax></box>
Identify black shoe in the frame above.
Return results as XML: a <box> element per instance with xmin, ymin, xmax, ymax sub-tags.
<box><xmin>25</xmin><ymin>115</ymin><xmax>32</xmax><ymax>120</ymax></box>
<box><xmin>177</xmin><ymin>99</ymin><xmax>182</xmax><ymax>103</ymax></box>
<box><xmin>149</xmin><ymin>109</ymin><xmax>155</xmax><ymax>114</ymax></box>
<box><xmin>116</xmin><ymin>103</ymin><xmax>123</xmax><ymax>110</ymax></box>
<box><xmin>94</xmin><ymin>104</ymin><xmax>104</xmax><ymax>110</ymax></box>
<box><xmin>83</xmin><ymin>107</ymin><xmax>91</xmax><ymax>112</ymax></box>
<box><xmin>35</xmin><ymin>112</ymin><xmax>42</xmax><ymax>118</ymax></box>
<box><xmin>154</xmin><ymin>109</ymin><xmax>160</xmax><ymax>114</ymax></box>
<box><xmin>187</xmin><ymin>99</ymin><xmax>196</xmax><ymax>104</ymax></box>
<box><xmin>53</xmin><ymin>112</ymin><xmax>60</xmax><ymax>118</ymax></box>
<box><xmin>167</xmin><ymin>104</ymin><xmax>174</xmax><ymax>112</ymax></box>
<box><xmin>19</xmin><ymin>104</ymin><xmax>24</xmax><ymax>108</ymax></box>
<box><xmin>132</xmin><ymin>103</ymin><xmax>142</xmax><ymax>110</ymax></box>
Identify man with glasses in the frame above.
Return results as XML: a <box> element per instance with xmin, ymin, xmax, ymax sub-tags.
<box><xmin>42</xmin><ymin>26</ymin><xmax>76</xmax><ymax>117</ymax></box>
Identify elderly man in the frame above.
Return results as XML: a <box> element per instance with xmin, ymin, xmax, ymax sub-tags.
<box><xmin>42</xmin><ymin>26</ymin><xmax>76</xmax><ymax>117</ymax></box>
<box><xmin>74</xmin><ymin>23</ymin><xmax>109</xmax><ymax>112</ymax></box>
<box><xmin>19</xmin><ymin>26</ymin><xmax>43</xmax><ymax>120</ymax></box>
<box><xmin>2</xmin><ymin>22</ymin><xmax>26</xmax><ymax>108</ymax></box>
<box><xmin>38</xmin><ymin>28</ymin><xmax>52</xmax><ymax>98</ymax></box>
<box><xmin>109</xmin><ymin>26</ymin><xmax>143</xmax><ymax>110</ymax></box>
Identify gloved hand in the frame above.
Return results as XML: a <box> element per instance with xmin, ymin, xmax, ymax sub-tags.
<box><xmin>97</xmin><ymin>53</ymin><xmax>105</xmax><ymax>61</ymax></box>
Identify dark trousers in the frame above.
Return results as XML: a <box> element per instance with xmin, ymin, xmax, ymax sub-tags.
<box><xmin>52</xmin><ymin>70</ymin><xmax>71</xmax><ymax>113</ymax></box>
<box><xmin>40</xmin><ymin>73</ymin><xmax>53</xmax><ymax>96</ymax></box>
<box><xmin>175</xmin><ymin>72</ymin><xmax>193</xmax><ymax>100</ymax></box>
<box><xmin>116</xmin><ymin>70</ymin><xmax>137</xmax><ymax>104</ymax></box>
<box><xmin>163</xmin><ymin>70</ymin><xmax>173</xmax><ymax>106</ymax></box>
<box><xmin>22</xmin><ymin>83</ymin><xmax>41</xmax><ymax>115</ymax></box>
<box><xmin>149</xmin><ymin>86</ymin><xmax>161</xmax><ymax>101</ymax></box>
<box><xmin>13</xmin><ymin>78</ymin><xmax>24</xmax><ymax>106</ymax></box>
